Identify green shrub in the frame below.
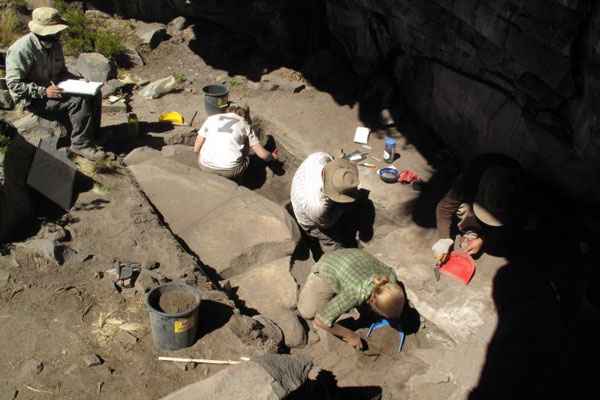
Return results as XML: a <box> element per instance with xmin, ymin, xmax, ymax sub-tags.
<box><xmin>93</xmin><ymin>29</ymin><xmax>125</xmax><ymax>60</ymax></box>
<box><xmin>56</xmin><ymin>0</ymin><xmax>124</xmax><ymax>60</ymax></box>
<box><xmin>0</xmin><ymin>7</ymin><xmax>23</xmax><ymax>47</ymax></box>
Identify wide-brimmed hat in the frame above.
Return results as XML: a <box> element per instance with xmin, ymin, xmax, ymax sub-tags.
<box><xmin>322</xmin><ymin>158</ymin><xmax>359</xmax><ymax>203</ymax></box>
<box><xmin>473</xmin><ymin>166</ymin><xmax>519</xmax><ymax>227</ymax></box>
<box><xmin>28</xmin><ymin>7</ymin><xmax>68</xmax><ymax>37</ymax></box>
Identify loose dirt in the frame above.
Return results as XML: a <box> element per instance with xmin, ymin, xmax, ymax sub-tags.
<box><xmin>158</xmin><ymin>291</ymin><xmax>197</xmax><ymax>314</ymax></box>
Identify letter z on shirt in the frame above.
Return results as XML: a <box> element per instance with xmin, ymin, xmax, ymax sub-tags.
<box><xmin>197</xmin><ymin>113</ymin><xmax>258</xmax><ymax>170</ymax></box>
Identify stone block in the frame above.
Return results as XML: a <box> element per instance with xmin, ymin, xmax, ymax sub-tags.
<box><xmin>123</xmin><ymin>147</ymin><xmax>160</xmax><ymax>166</ymax></box>
<box><xmin>228</xmin><ymin>257</ymin><xmax>306</xmax><ymax>348</ymax></box>
<box><xmin>167</xmin><ymin>16</ymin><xmax>188</xmax><ymax>36</ymax></box>
<box><xmin>76</xmin><ymin>53</ymin><xmax>116</xmax><ymax>83</ymax></box>
<box><xmin>160</xmin><ymin>144</ymin><xmax>197</xmax><ymax>169</ymax></box>
<box><xmin>135</xmin><ymin>22</ymin><xmax>168</xmax><ymax>49</ymax></box>
<box><xmin>128</xmin><ymin>157</ymin><xmax>301</xmax><ymax>279</ymax></box>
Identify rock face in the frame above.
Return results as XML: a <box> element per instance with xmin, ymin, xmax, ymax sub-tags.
<box><xmin>91</xmin><ymin>0</ymin><xmax>600</xmax><ymax>205</ymax></box>
<box><xmin>128</xmin><ymin>155</ymin><xmax>301</xmax><ymax>278</ymax></box>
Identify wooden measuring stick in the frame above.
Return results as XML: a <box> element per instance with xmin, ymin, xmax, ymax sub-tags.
<box><xmin>158</xmin><ymin>356</ymin><xmax>250</xmax><ymax>365</ymax></box>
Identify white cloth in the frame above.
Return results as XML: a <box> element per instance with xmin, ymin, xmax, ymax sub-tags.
<box><xmin>291</xmin><ymin>152</ymin><xmax>343</xmax><ymax>230</ymax></box>
<box><xmin>197</xmin><ymin>113</ymin><xmax>259</xmax><ymax>170</ymax></box>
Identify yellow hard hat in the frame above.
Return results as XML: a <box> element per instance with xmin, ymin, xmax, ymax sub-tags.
<box><xmin>159</xmin><ymin>111</ymin><xmax>184</xmax><ymax>125</ymax></box>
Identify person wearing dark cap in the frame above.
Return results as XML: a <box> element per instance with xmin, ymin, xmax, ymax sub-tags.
<box><xmin>432</xmin><ymin>154</ymin><xmax>523</xmax><ymax>263</ymax></box>
<box><xmin>5</xmin><ymin>7</ymin><xmax>104</xmax><ymax>161</ymax></box>
<box><xmin>291</xmin><ymin>152</ymin><xmax>361</xmax><ymax>254</ymax></box>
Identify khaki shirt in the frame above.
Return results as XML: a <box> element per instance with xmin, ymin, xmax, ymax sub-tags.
<box><xmin>5</xmin><ymin>32</ymin><xmax>67</xmax><ymax>105</ymax></box>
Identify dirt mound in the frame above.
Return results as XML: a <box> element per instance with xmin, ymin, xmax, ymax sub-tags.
<box><xmin>158</xmin><ymin>291</ymin><xmax>197</xmax><ymax>314</ymax></box>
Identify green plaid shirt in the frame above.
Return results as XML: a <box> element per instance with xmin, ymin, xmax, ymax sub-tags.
<box><xmin>314</xmin><ymin>249</ymin><xmax>398</xmax><ymax>327</ymax></box>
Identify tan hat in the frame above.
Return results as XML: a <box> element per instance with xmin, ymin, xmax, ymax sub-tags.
<box><xmin>28</xmin><ymin>7</ymin><xmax>68</xmax><ymax>36</ymax></box>
<box><xmin>322</xmin><ymin>158</ymin><xmax>360</xmax><ymax>203</ymax></box>
<box><xmin>473</xmin><ymin>166</ymin><xmax>519</xmax><ymax>227</ymax></box>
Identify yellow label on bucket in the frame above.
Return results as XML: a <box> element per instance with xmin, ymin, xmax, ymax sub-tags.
<box><xmin>174</xmin><ymin>319</ymin><xmax>192</xmax><ymax>333</ymax></box>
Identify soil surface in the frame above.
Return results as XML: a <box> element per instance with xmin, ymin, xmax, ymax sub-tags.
<box><xmin>158</xmin><ymin>291</ymin><xmax>197</xmax><ymax>315</ymax></box>
<box><xmin>2</xmin><ymin>11</ymin><xmax>596</xmax><ymax>400</ymax></box>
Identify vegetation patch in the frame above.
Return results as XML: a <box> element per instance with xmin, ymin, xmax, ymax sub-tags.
<box><xmin>0</xmin><ymin>6</ymin><xmax>24</xmax><ymax>48</ymax></box>
<box><xmin>55</xmin><ymin>0</ymin><xmax>125</xmax><ymax>60</ymax></box>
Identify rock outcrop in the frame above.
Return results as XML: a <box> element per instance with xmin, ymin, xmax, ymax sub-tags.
<box><xmin>88</xmin><ymin>0</ymin><xmax>600</xmax><ymax>205</ymax></box>
<box><xmin>127</xmin><ymin>154</ymin><xmax>301</xmax><ymax>279</ymax></box>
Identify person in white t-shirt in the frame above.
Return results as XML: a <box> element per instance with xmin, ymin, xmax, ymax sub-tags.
<box><xmin>193</xmin><ymin>104</ymin><xmax>277</xmax><ymax>180</ymax></box>
<box><xmin>290</xmin><ymin>152</ymin><xmax>360</xmax><ymax>254</ymax></box>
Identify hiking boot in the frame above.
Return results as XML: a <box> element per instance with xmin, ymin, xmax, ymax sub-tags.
<box><xmin>71</xmin><ymin>146</ymin><xmax>106</xmax><ymax>162</ymax></box>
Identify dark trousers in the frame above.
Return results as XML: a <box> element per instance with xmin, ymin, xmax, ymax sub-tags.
<box><xmin>28</xmin><ymin>93</ymin><xmax>101</xmax><ymax>150</ymax></box>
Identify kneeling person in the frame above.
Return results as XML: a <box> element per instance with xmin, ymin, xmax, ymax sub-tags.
<box><xmin>193</xmin><ymin>104</ymin><xmax>276</xmax><ymax>181</ymax></box>
<box><xmin>297</xmin><ymin>248</ymin><xmax>406</xmax><ymax>349</ymax></box>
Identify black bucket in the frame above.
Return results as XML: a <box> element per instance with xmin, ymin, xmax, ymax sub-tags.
<box><xmin>202</xmin><ymin>84</ymin><xmax>229</xmax><ymax>116</ymax></box>
<box><xmin>145</xmin><ymin>282</ymin><xmax>202</xmax><ymax>351</ymax></box>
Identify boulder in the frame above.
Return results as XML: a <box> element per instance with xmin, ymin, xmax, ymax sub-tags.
<box><xmin>135</xmin><ymin>22</ymin><xmax>168</xmax><ymax>49</ymax></box>
<box><xmin>228</xmin><ymin>258</ymin><xmax>306</xmax><ymax>348</ymax></box>
<box><xmin>116</xmin><ymin>46</ymin><xmax>145</xmax><ymax>68</ymax></box>
<box><xmin>75</xmin><ymin>53</ymin><xmax>116</xmax><ymax>83</ymax></box>
<box><xmin>85</xmin><ymin>9</ymin><xmax>111</xmax><ymax>19</ymax></box>
<box><xmin>101</xmin><ymin>79</ymin><xmax>127</xmax><ymax>98</ymax></box>
<box><xmin>25</xmin><ymin>0</ymin><xmax>55</xmax><ymax>10</ymax></box>
<box><xmin>128</xmin><ymin>157</ymin><xmax>301</xmax><ymax>278</ymax></box>
<box><xmin>167</xmin><ymin>16</ymin><xmax>189</xmax><ymax>36</ymax></box>
<box><xmin>12</xmin><ymin>113</ymin><xmax>65</xmax><ymax>146</ymax></box>
<box><xmin>124</xmin><ymin>147</ymin><xmax>161</xmax><ymax>166</ymax></box>
<box><xmin>160</xmin><ymin>144</ymin><xmax>197</xmax><ymax>169</ymax></box>
<box><xmin>160</xmin><ymin>354</ymin><xmax>313</xmax><ymax>400</ymax></box>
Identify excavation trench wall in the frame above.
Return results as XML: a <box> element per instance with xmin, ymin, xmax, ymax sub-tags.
<box><xmin>86</xmin><ymin>0</ymin><xmax>600</xmax><ymax>210</ymax></box>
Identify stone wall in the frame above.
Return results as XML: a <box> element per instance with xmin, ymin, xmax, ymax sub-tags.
<box><xmin>82</xmin><ymin>0</ymin><xmax>600</xmax><ymax>202</ymax></box>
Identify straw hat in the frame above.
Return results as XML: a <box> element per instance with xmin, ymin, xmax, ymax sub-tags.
<box><xmin>473</xmin><ymin>166</ymin><xmax>519</xmax><ymax>227</ymax></box>
<box><xmin>28</xmin><ymin>7</ymin><xmax>68</xmax><ymax>37</ymax></box>
<box><xmin>322</xmin><ymin>158</ymin><xmax>359</xmax><ymax>203</ymax></box>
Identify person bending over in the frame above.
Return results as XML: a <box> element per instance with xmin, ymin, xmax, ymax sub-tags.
<box><xmin>297</xmin><ymin>248</ymin><xmax>406</xmax><ymax>350</ymax></box>
<box><xmin>193</xmin><ymin>103</ymin><xmax>277</xmax><ymax>181</ymax></box>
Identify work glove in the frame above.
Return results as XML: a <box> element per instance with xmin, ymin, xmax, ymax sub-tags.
<box><xmin>432</xmin><ymin>238</ymin><xmax>454</xmax><ymax>264</ymax></box>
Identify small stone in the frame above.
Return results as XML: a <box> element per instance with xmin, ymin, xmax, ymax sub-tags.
<box><xmin>83</xmin><ymin>354</ymin><xmax>103</xmax><ymax>367</ymax></box>
<box><xmin>85</xmin><ymin>10</ymin><xmax>111</xmax><ymax>19</ymax></box>
<box><xmin>116</xmin><ymin>330</ymin><xmax>138</xmax><ymax>346</ymax></box>
<box><xmin>142</xmin><ymin>260</ymin><xmax>160</xmax><ymax>270</ymax></box>
<box><xmin>167</xmin><ymin>16</ymin><xmax>188</xmax><ymax>36</ymax></box>
<box><xmin>18</xmin><ymin>359</ymin><xmax>43</xmax><ymax>379</ymax></box>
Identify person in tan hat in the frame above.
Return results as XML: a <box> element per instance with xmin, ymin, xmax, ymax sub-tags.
<box><xmin>290</xmin><ymin>151</ymin><xmax>361</xmax><ymax>255</ymax></box>
<box><xmin>432</xmin><ymin>154</ymin><xmax>523</xmax><ymax>263</ymax></box>
<box><xmin>5</xmin><ymin>7</ymin><xmax>104</xmax><ymax>161</ymax></box>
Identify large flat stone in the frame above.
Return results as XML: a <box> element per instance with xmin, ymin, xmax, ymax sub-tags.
<box><xmin>128</xmin><ymin>157</ymin><xmax>301</xmax><ymax>278</ymax></box>
<box><xmin>366</xmin><ymin>225</ymin><xmax>500</xmax><ymax>343</ymax></box>
<box><xmin>227</xmin><ymin>257</ymin><xmax>306</xmax><ymax>347</ymax></box>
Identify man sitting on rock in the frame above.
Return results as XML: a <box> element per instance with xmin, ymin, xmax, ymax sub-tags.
<box><xmin>5</xmin><ymin>7</ymin><xmax>104</xmax><ymax>161</ymax></box>
<box><xmin>291</xmin><ymin>152</ymin><xmax>360</xmax><ymax>254</ymax></box>
<box><xmin>432</xmin><ymin>154</ymin><xmax>523</xmax><ymax>263</ymax></box>
<box><xmin>297</xmin><ymin>248</ymin><xmax>406</xmax><ymax>350</ymax></box>
<box><xmin>193</xmin><ymin>103</ymin><xmax>277</xmax><ymax>181</ymax></box>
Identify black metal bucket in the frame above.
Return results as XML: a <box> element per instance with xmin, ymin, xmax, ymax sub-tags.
<box><xmin>202</xmin><ymin>84</ymin><xmax>229</xmax><ymax>116</ymax></box>
<box><xmin>145</xmin><ymin>282</ymin><xmax>202</xmax><ymax>351</ymax></box>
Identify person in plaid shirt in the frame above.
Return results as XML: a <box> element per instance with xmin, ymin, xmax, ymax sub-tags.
<box><xmin>297</xmin><ymin>248</ymin><xmax>406</xmax><ymax>349</ymax></box>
